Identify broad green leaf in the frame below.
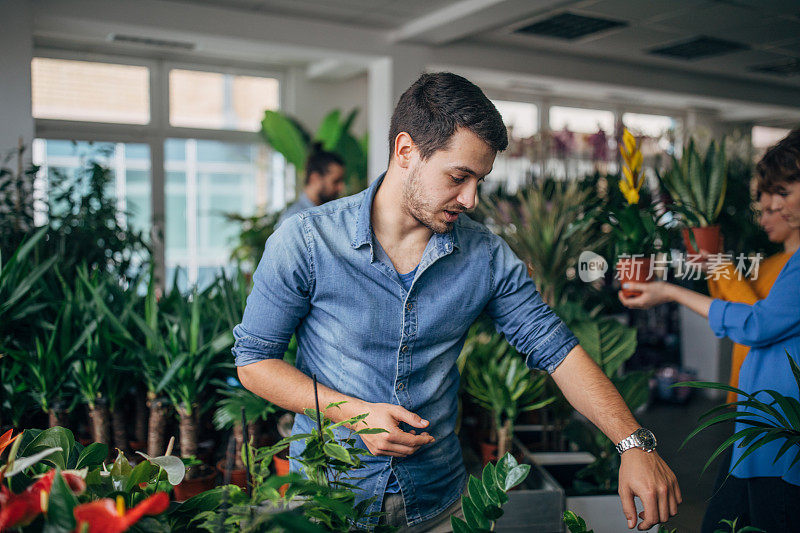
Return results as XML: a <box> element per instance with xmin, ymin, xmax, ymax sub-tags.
<box><xmin>260</xmin><ymin>110</ymin><xmax>308</xmax><ymax>170</ymax></box>
<box><xmin>323</xmin><ymin>442</ymin><xmax>353</xmax><ymax>464</ymax></box>
<box><xmin>76</xmin><ymin>443</ymin><xmax>108</xmax><ymax>469</ymax></box>
<box><xmin>5</xmin><ymin>447</ymin><xmax>63</xmax><ymax>477</ymax></box>
<box><xmin>47</xmin><ymin>469</ymin><xmax>78</xmax><ymax>530</ymax></box>
<box><xmin>463</xmin><ymin>495</ymin><xmax>488</xmax><ymax>529</ymax></box>
<box><xmin>136</xmin><ymin>452</ymin><xmax>187</xmax><ymax>485</ymax></box>
<box><xmin>504</xmin><ymin>464</ymin><xmax>530</xmax><ymax>491</ymax></box>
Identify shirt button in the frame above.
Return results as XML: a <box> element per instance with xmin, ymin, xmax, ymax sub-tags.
<box><xmin>397</xmin><ymin>383</ymin><xmax>405</xmax><ymax>391</ymax></box>
<box><xmin>401</xmin><ymin>345</ymin><xmax>408</xmax><ymax>352</ymax></box>
<box><xmin>406</xmin><ymin>302</ymin><xmax>413</xmax><ymax>311</ymax></box>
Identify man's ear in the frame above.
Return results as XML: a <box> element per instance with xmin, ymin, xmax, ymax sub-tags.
<box><xmin>392</xmin><ymin>132</ymin><xmax>416</xmax><ymax>169</ymax></box>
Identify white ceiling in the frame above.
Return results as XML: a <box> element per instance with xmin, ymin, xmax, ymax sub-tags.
<box><xmin>166</xmin><ymin>0</ymin><xmax>458</xmax><ymax>29</ymax></box>
<box><xmin>169</xmin><ymin>0</ymin><xmax>800</xmax><ymax>90</ymax></box>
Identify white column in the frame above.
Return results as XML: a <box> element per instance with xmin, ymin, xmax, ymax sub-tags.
<box><xmin>368</xmin><ymin>58</ymin><xmax>393</xmax><ymax>183</ymax></box>
<box><xmin>0</xmin><ymin>0</ymin><xmax>34</xmax><ymax>152</ymax></box>
<box><xmin>367</xmin><ymin>49</ymin><xmax>429</xmax><ymax>182</ymax></box>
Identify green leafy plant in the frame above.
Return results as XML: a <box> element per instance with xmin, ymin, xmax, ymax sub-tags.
<box><xmin>451</xmin><ymin>453</ymin><xmax>530</xmax><ymax>533</ymax></box>
<box><xmin>563</xmin><ymin>510</ymin><xmax>593</xmax><ymax>533</ymax></box>
<box><xmin>560</xmin><ymin>318</ymin><xmax>651</xmax><ymax>493</ymax></box>
<box><xmin>714</xmin><ymin>518</ymin><xmax>765</xmax><ymax>533</ymax></box>
<box><xmin>677</xmin><ymin>351</ymin><xmax>800</xmax><ymax>475</ymax></box>
<box><xmin>213</xmin><ymin>385</ymin><xmax>277</xmax><ymax>469</ymax></box>
<box><xmin>563</xmin><ymin>511</ymin><xmax>678</xmax><ymax>533</ymax></box>
<box><xmin>463</xmin><ymin>332</ymin><xmax>555</xmax><ymax>459</ymax></box>
<box><xmin>261</xmin><ymin>108</ymin><xmax>368</xmax><ymax>194</ymax></box>
<box><xmin>659</xmin><ymin>138</ymin><xmax>728</xmax><ymax>228</ymax></box>
<box><xmin>0</xmin><ymin>227</ymin><xmax>56</xmax><ymax>348</ymax></box>
<box><xmin>225</xmin><ymin>210</ymin><xmax>281</xmax><ymax>273</ymax></box>
<box><xmin>481</xmin><ymin>180</ymin><xmax>605</xmax><ymax>309</ymax></box>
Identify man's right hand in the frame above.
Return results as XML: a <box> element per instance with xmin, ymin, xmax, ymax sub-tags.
<box><xmin>352</xmin><ymin>402</ymin><xmax>435</xmax><ymax>457</ymax></box>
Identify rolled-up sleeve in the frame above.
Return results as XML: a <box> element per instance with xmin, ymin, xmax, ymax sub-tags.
<box><xmin>232</xmin><ymin>216</ymin><xmax>313</xmax><ymax>366</ymax></box>
<box><xmin>484</xmin><ymin>236</ymin><xmax>579</xmax><ymax>373</ymax></box>
<box><xmin>708</xmin><ymin>254</ymin><xmax>800</xmax><ymax>349</ymax></box>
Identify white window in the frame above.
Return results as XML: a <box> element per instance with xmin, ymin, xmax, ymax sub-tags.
<box><xmin>33</xmin><ymin>53</ymin><xmax>287</xmax><ymax>289</ymax></box>
<box><xmin>32</xmin><ymin>58</ymin><xmax>150</xmax><ymax>124</ymax></box>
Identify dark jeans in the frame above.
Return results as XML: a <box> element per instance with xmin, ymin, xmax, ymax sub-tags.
<box><xmin>701</xmin><ymin>448</ymin><xmax>800</xmax><ymax>532</ymax></box>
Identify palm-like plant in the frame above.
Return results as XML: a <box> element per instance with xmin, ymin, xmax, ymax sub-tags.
<box><xmin>659</xmin><ymin>138</ymin><xmax>728</xmax><ymax>228</ymax></box>
<box><xmin>481</xmin><ymin>180</ymin><xmax>605</xmax><ymax>309</ymax></box>
<box><xmin>0</xmin><ymin>227</ymin><xmax>56</xmax><ymax>348</ymax></box>
<box><xmin>9</xmin><ymin>301</ymin><xmax>95</xmax><ymax>427</ymax></box>
<box><xmin>133</xmin><ymin>278</ymin><xmax>234</xmax><ymax>462</ymax></box>
<box><xmin>679</xmin><ymin>351</ymin><xmax>800</xmax><ymax>475</ymax></box>
<box><xmin>260</xmin><ymin>108</ymin><xmax>368</xmax><ymax>194</ymax></box>
<box><xmin>213</xmin><ymin>386</ymin><xmax>277</xmax><ymax>469</ymax></box>
<box><xmin>463</xmin><ymin>332</ymin><xmax>555</xmax><ymax>459</ymax></box>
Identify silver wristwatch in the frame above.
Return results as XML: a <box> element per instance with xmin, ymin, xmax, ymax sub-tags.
<box><xmin>615</xmin><ymin>428</ymin><xmax>657</xmax><ymax>454</ymax></box>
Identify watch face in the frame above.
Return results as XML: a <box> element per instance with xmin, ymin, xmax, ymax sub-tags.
<box><xmin>634</xmin><ymin>428</ymin><xmax>657</xmax><ymax>450</ymax></box>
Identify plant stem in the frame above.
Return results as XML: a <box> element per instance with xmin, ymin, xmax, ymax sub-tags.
<box><xmin>147</xmin><ymin>396</ymin><xmax>168</xmax><ymax>457</ymax></box>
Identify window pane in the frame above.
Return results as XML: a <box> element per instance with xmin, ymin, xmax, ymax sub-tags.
<box><xmin>34</xmin><ymin>139</ymin><xmax>151</xmax><ymax>236</ymax></box>
<box><xmin>32</xmin><ymin>58</ymin><xmax>149</xmax><ymax>124</ymax></box>
<box><xmin>549</xmin><ymin>106</ymin><xmax>615</xmax><ymax>135</ymax></box>
<box><xmin>169</xmin><ymin>69</ymin><xmax>279</xmax><ymax>131</ymax></box>
<box><xmin>492</xmin><ymin>100</ymin><xmax>538</xmax><ymax>139</ymax></box>
<box><xmin>164</xmin><ymin>139</ymin><xmax>273</xmax><ymax>289</ymax></box>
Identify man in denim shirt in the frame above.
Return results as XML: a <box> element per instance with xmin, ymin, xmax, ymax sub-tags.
<box><xmin>235</xmin><ymin>73</ymin><xmax>680</xmax><ymax>531</ymax></box>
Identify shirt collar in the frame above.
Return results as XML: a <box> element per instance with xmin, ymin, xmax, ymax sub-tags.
<box><xmin>350</xmin><ymin>172</ymin><xmax>460</xmax><ymax>254</ymax></box>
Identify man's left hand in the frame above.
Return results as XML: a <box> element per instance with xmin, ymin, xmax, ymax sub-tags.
<box><xmin>618</xmin><ymin>449</ymin><xmax>681</xmax><ymax>530</ymax></box>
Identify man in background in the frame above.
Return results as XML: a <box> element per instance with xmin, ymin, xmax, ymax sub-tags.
<box><xmin>276</xmin><ymin>143</ymin><xmax>345</xmax><ymax>228</ymax></box>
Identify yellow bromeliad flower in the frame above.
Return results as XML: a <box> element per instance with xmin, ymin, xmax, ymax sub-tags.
<box><xmin>619</xmin><ymin>127</ymin><xmax>644</xmax><ymax>205</ymax></box>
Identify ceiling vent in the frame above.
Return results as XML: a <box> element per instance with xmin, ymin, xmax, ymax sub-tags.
<box><xmin>749</xmin><ymin>58</ymin><xmax>800</xmax><ymax>77</ymax></box>
<box><xmin>649</xmin><ymin>36</ymin><xmax>747</xmax><ymax>60</ymax></box>
<box><xmin>110</xmin><ymin>34</ymin><xmax>196</xmax><ymax>50</ymax></box>
<box><xmin>514</xmin><ymin>12</ymin><xmax>627</xmax><ymax>40</ymax></box>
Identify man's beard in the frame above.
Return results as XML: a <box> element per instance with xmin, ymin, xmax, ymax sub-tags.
<box><xmin>401</xmin><ymin>163</ymin><xmax>460</xmax><ymax>234</ymax></box>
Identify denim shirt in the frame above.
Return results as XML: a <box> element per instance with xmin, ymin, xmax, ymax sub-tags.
<box><xmin>233</xmin><ymin>175</ymin><xmax>579</xmax><ymax>528</ymax></box>
<box><xmin>708</xmin><ymin>248</ymin><xmax>800</xmax><ymax>486</ymax></box>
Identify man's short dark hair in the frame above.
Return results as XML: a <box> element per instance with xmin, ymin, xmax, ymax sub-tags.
<box><xmin>305</xmin><ymin>142</ymin><xmax>345</xmax><ymax>185</ymax></box>
<box><xmin>756</xmin><ymin>128</ymin><xmax>800</xmax><ymax>194</ymax></box>
<box><xmin>389</xmin><ymin>72</ymin><xmax>508</xmax><ymax>161</ymax></box>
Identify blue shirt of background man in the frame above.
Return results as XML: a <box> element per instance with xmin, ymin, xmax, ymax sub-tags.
<box><xmin>232</xmin><ymin>175</ymin><xmax>579</xmax><ymax>528</ymax></box>
<box><xmin>708</xmin><ymin>248</ymin><xmax>800</xmax><ymax>486</ymax></box>
<box><xmin>275</xmin><ymin>191</ymin><xmax>315</xmax><ymax>229</ymax></box>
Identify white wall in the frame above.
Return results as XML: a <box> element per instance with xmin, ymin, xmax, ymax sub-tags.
<box><xmin>0</xmin><ymin>0</ymin><xmax>33</xmax><ymax>154</ymax></box>
<box><xmin>288</xmin><ymin>70</ymin><xmax>369</xmax><ymax>138</ymax></box>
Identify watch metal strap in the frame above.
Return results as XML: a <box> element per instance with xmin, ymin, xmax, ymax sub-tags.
<box><xmin>615</xmin><ymin>434</ymin><xmax>638</xmax><ymax>454</ymax></box>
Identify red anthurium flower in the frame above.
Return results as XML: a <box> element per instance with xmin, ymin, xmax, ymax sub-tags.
<box><xmin>0</xmin><ymin>430</ymin><xmax>19</xmax><ymax>457</ymax></box>
<box><xmin>73</xmin><ymin>492</ymin><xmax>169</xmax><ymax>533</ymax></box>
<box><xmin>0</xmin><ymin>470</ymin><xmax>87</xmax><ymax>531</ymax></box>
<box><xmin>0</xmin><ymin>470</ymin><xmax>54</xmax><ymax>530</ymax></box>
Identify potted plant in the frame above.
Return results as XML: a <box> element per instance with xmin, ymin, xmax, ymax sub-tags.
<box><xmin>212</xmin><ymin>383</ymin><xmax>277</xmax><ymax>488</ymax></box>
<box><xmin>260</xmin><ymin>108</ymin><xmax>368</xmax><ymax>194</ymax></box>
<box><xmin>480</xmin><ymin>179</ymin><xmax>606</xmax><ymax>309</ymax></box>
<box><xmin>462</xmin><ymin>331</ymin><xmax>555</xmax><ymax>463</ymax></box>
<box><xmin>658</xmin><ymin>137</ymin><xmax>728</xmax><ymax>254</ymax></box>
<box><xmin>606</xmin><ymin>128</ymin><xmax>670</xmax><ymax>297</ymax></box>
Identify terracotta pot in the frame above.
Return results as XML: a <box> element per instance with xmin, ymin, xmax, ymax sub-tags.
<box><xmin>173</xmin><ymin>467</ymin><xmax>216</xmax><ymax>501</ymax></box>
<box><xmin>682</xmin><ymin>225</ymin><xmax>722</xmax><ymax>255</ymax></box>
<box><xmin>128</xmin><ymin>440</ymin><xmax>147</xmax><ymax>452</ymax></box>
<box><xmin>479</xmin><ymin>441</ymin><xmax>498</xmax><ymax>467</ymax></box>
<box><xmin>216</xmin><ymin>460</ymin><xmax>248</xmax><ymax>489</ymax></box>
<box><xmin>616</xmin><ymin>257</ymin><xmax>652</xmax><ymax>298</ymax></box>
<box><xmin>273</xmin><ymin>451</ymin><xmax>290</xmax><ymax>496</ymax></box>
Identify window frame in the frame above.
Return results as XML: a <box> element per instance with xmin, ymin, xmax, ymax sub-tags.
<box><xmin>33</xmin><ymin>48</ymin><xmax>288</xmax><ymax>287</ymax></box>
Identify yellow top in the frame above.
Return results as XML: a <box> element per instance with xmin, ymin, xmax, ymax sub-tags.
<box><xmin>706</xmin><ymin>252</ymin><xmax>792</xmax><ymax>402</ymax></box>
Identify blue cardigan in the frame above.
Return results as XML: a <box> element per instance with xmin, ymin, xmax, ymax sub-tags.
<box><xmin>708</xmin><ymin>248</ymin><xmax>800</xmax><ymax>485</ymax></box>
